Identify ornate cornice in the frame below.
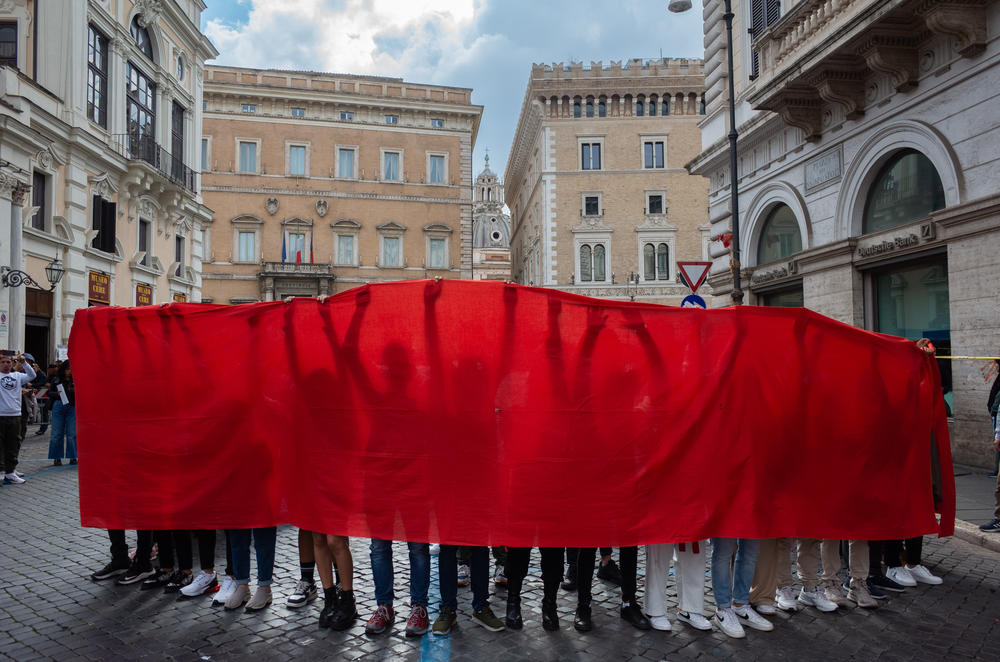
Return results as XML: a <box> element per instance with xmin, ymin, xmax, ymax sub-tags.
<box><xmin>915</xmin><ymin>0</ymin><xmax>988</xmax><ymax>57</ymax></box>
<box><xmin>856</xmin><ymin>35</ymin><xmax>919</xmax><ymax>92</ymax></box>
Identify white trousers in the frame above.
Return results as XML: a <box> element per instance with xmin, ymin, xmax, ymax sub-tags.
<box><xmin>645</xmin><ymin>541</ymin><xmax>706</xmax><ymax>617</ymax></box>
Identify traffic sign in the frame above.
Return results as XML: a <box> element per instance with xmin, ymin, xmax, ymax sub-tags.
<box><xmin>681</xmin><ymin>294</ymin><xmax>706</xmax><ymax>309</ymax></box>
<box><xmin>676</xmin><ymin>261</ymin><xmax>712</xmax><ymax>293</ymax></box>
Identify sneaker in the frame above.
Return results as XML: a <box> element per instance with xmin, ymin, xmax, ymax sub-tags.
<box><xmin>868</xmin><ymin>573</ymin><xmax>906</xmax><ymax>593</ymax></box>
<box><xmin>885</xmin><ymin>566</ymin><xmax>917</xmax><ymax>587</ymax></box>
<box><xmin>52</xmin><ymin>459</ymin><xmax>62</xmax><ymax>466</ymax></box>
<box><xmin>648</xmin><ymin>615</ymin><xmax>671</xmax><ymax>631</ymax></box>
<box><xmin>180</xmin><ymin>570</ymin><xmax>218</xmax><ymax>597</ymax></box>
<box><xmin>429</xmin><ymin>544</ymin><xmax>441</xmax><ymax>556</ymax></box>
<box><xmin>213</xmin><ymin>576</ymin><xmax>236</xmax><ymax>605</ymax></box>
<box><xmin>365</xmin><ymin>604</ymin><xmax>395</xmax><ymax>635</ymax></box>
<box><xmin>822</xmin><ymin>579</ymin><xmax>850</xmax><ymax>607</ymax></box>
<box><xmin>597</xmin><ymin>559</ymin><xmax>623</xmax><ymax>586</ymax></box>
<box><xmin>865</xmin><ymin>578</ymin><xmax>887</xmax><ymax>600</ymax></box>
<box><xmin>798</xmin><ymin>587</ymin><xmax>837</xmax><ymax>612</ymax></box>
<box><xmin>714</xmin><ymin>607</ymin><xmax>745</xmax><ymax>639</ymax></box>
<box><xmin>12</xmin><ymin>470</ymin><xmax>23</xmax><ymax>477</ymax></box>
<box><xmin>164</xmin><ymin>570</ymin><xmax>193</xmax><ymax>593</ymax></box>
<box><xmin>91</xmin><ymin>561</ymin><xmax>129</xmax><ymax>581</ymax></box>
<box><xmin>116</xmin><ymin>562</ymin><xmax>155</xmax><ymax>585</ymax></box>
<box><xmin>734</xmin><ymin>604</ymin><xmax>774</xmax><ymax>631</ymax></box>
<box><xmin>3</xmin><ymin>473</ymin><xmax>25</xmax><ymax>484</ymax></box>
<box><xmin>405</xmin><ymin>604</ymin><xmax>429</xmax><ymax>637</ymax></box>
<box><xmin>286</xmin><ymin>579</ymin><xmax>317</xmax><ymax>608</ymax></box>
<box><xmin>224</xmin><ymin>583</ymin><xmax>251</xmax><ymax>610</ymax></box>
<box><xmin>979</xmin><ymin>518</ymin><xmax>1000</xmax><ymax>532</ymax></box>
<box><xmin>433</xmin><ymin>605</ymin><xmax>457</xmax><ymax>635</ymax></box>
<box><xmin>754</xmin><ymin>603</ymin><xmax>777</xmax><ymax>615</ymax></box>
<box><xmin>774</xmin><ymin>586</ymin><xmax>798</xmax><ymax>611</ymax></box>
<box><xmin>621</xmin><ymin>603</ymin><xmax>652</xmax><ymax>630</ymax></box>
<box><xmin>907</xmin><ymin>565</ymin><xmax>942</xmax><ymax>585</ymax></box>
<box><xmin>457</xmin><ymin>564</ymin><xmax>470</xmax><ymax>587</ymax></box>
<box><xmin>140</xmin><ymin>568</ymin><xmax>171</xmax><ymax>591</ymax></box>
<box><xmin>472</xmin><ymin>605</ymin><xmax>506</xmax><ymax>632</ymax></box>
<box><xmin>847</xmin><ymin>578</ymin><xmax>878</xmax><ymax>609</ymax></box>
<box><xmin>493</xmin><ymin>564</ymin><xmax>507</xmax><ymax>586</ymax></box>
<box><xmin>677</xmin><ymin>610</ymin><xmax>712</xmax><ymax>631</ymax></box>
<box><xmin>246</xmin><ymin>585</ymin><xmax>272</xmax><ymax>611</ymax></box>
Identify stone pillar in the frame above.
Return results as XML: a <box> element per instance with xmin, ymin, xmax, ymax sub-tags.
<box><xmin>109</xmin><ymin>37</ymin><xmax>128</xmax><ymax>136</ymax></box>
<box><xmin>263</xmin><ymin>276</ymin><xmax>274</xmax><ymax>301</ymax></box>
<box><xmin>8</xmin><ymin>181</ymin><xmax>29</xmax><ymax>350</ymax></box>
<box><xmin>0</xmin><ymin>175</ymin><xmax>15</xmax><ymax>349</ymax></box>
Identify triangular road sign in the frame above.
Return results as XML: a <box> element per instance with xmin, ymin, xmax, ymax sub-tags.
<box><xmin>677</xmin><ymin>261</ymin><xmax>712</xmax><ymax>293</ymax></box>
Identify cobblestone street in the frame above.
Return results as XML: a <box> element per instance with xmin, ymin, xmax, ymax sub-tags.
<box><xmin>2</xmin><ymin>430</ymin><xmax>999</xmax><ymax>661</ymax></box>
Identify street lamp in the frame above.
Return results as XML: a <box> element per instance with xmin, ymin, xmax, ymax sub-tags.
<box><xmin>669</xmin><ymin>0</ymin><xmax>743</xmax><ymax>305</ymax></box>
<box><xmin>1</xmin><ymin>257</ymin><xmax>65</xmax><ymax>292</ymax></box>
<box><xmin>625</xmin><ymin>271</ymin><xmax>640</xmax><ymax>301</ymax></box>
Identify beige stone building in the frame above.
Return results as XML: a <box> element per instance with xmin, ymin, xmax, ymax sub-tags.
<box><xmin>505</xmin><ymin>59</ymin><xmax>709</xmax><ymax>303</ymax></box>
<box><xmin>200</xmin><ymin>66</ymin><xmax>482</xmax><ymax>303</ymax></box>
<box><xmin>687</xmin><ymin>0</ymin><xmax>1000</xmax><ymax>466</ymax></box>
<box><xmin>0</xmin><ymin>0</ymin><xmax>215</xmax><ymax>365</ymax></box>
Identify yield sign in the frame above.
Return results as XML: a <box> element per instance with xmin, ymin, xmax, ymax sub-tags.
<box><xmin>677</xmin><ymin>261</ymin><xmax>712</xmax><ymax>293</ymax></box>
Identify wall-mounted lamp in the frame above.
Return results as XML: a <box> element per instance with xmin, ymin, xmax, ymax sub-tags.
<box><xmin>1</xmin><ymin>257</ymin><xmax>65</xmax><ymax>291</ymax></box>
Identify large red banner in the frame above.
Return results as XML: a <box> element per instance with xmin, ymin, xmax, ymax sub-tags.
<box><xmin>71</xmin><ymin>280</ymin><xmax>954</xmax><ymax>545</ymax></box>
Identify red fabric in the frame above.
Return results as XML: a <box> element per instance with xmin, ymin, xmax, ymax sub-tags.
<box><xmin>70</xmin><ymin>280</ymin><xmax>954</xmax><ymax>545</ymax></box>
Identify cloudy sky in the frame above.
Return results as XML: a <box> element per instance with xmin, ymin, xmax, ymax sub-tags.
<box><xmin>202</xmin><ymin>1</ymin><xmax>705</xmax><ymax>180</ymax></box>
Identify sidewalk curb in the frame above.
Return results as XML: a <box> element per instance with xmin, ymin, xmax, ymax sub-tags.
<box><xmin>953</xmin><ymin>518</ymin><xmax>1000</xmax><ymax>554</ymax></box>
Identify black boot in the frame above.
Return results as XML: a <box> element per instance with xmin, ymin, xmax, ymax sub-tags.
<box><xmin>541</xmin><ymin>597</ymin><xmax>559</xmax><ymax>631</ymax></box>
<box><xmin>329</xmin><ymin>589</ymin><xmax>358</xmax><ymax>631</ymax></box>
<box><xmin>318</xmin><ymin>586</ymin><xmax>339</xmax><ymax>628</ymax></box>
<box><xmin>505</xmin><ymin>595</ymin><xmax>523</xmax><ymax>630</ymax></box>
<box><xmin>574</xmin><ymin>603</ymin><xmax>593</xmax><ymax>632</ymax></box>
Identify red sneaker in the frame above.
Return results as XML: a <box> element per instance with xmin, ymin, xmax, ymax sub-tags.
<box><xmin>405</xmin><ymin>604</ymin><xmax>430</xmax><ymax>637</ymax></box>
<box><xmin>365</xmin><ymin>604</ymin><xmax>395</xmax><ymax>635</ymax></box>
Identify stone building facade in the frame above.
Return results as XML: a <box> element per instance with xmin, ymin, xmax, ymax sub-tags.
<box><xmin>688</xmin><ymin>0</ymin><xmax>1000</xmax><ymax>466</ymax></box>
<box><xmin>505</xmin><ymin>59</ymin><xmax>710</xmax><ymax>303</ymax></box>
<box><xmin>471</xmin><ymin>155</ymin><xmax>511</xmax><ymax>281</ymax></box>
<box><xmin>0</xmin><ymin>0</ymin><xmax>215</xmax><ymax>365</ymax></box>
<box><xmin>199</xmin><ymin>66</ymin><xmax>482</xmax><ymax>303</ymax></box>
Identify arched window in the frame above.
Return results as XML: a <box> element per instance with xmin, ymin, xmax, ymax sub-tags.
<box><xmin>757</xmin><ymin>203</ymin><xmax>802</xmax><ymax>265</ymax></box>
<box><xmin>636</xmin><ymin>100</ymin><xmax>644</xmax><ymax>117</ymax></box>
<box><xmin>573</xmin><ymin>99</ymin><xmax>582</xmax><ymax>118</ymax></box>
<box><xmin>598</xmin><ymin>99</ymin><xmax>607</xmax><ymax>117</ymax></box>
<box><xmin>643</xmin><ymin>244</ymin><xmax>655</xmax><ymax>281</ymax></box>
<box><xmin>585</xmin><ymin>99</ymin><xmax>594</xmax><ymax>117</ymax></box>
<box><xmin>662</xmin><ymin>98</ymin><xmax>670</xmax><ymax>116</ymax></box>
<box><xmin>863</xmin><ymin>149</ymin><xmax>945</xmax><ymax>234</ymax></box>
<box><xmin>580</xmin><ymin>245</ymin><xmax>593</xmax><ymax>282</ymax></box>
<box><xmin>130</xmin><ymin>17</ymin><xmax>153</xmax><ymax>61</ymax></box>
<box><xmin>656</xmin><ymin>243</ymin><xmax>668</xmax><ymax>279</ymax></box>
<box><xmin>649</xmin><ymin>95</ymin><xmax>657</xmax><ymax>116</ymax></box>
<box><xmin>593</xmin><ymin>244</ymin><xmax>606</xmax><ymax>281</ymax></box>
<box><xmin>643</xmin><ymin>243</ymin><xmax>670</xmax><ymax>280</ymax></box>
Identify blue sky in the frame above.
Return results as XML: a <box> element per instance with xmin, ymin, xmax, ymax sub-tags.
<box><xmin>201</xmin><ymin>1</ymin><xmax>705</xmax><ymax>181</ymax></box>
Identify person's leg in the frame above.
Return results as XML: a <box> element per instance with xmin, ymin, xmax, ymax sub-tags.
<box><xmin>327</xmin><ymin>535</ymin><xmax>357</xmax><ymax>629</ymax></box>
<box><xmin>229</xmin><ymin>529</ymin><xmax>252</xmax><ymax>585</ymax></box>
<box><xmin>868</xmin><ymin>540</ymin><xmax>884</xmax><ymax>576</ymax></box>
<box><xmin>65</xmin><ymin>406</ymin><xmax>76</xmax><ymax>460</ymax></box>
<box><xmin>155</xmin><ymin>530</ymin><xmax>176</xmax><ymax>571</ymax></box>
<box><xmin>196</xmin><ymin>530</ymin><xmax>216</xmax><ymax>572</ymax></box>
<box><xmin>438</xmin><ymin>544</ymin><xmax>459</xmax><ymax>612</ymax></box>
<box><xmin>903</xmin><ymin>537</ymin><xmax>923</xmax><ymax>567</ymax></box>
<box><xmin>539</xmin><ymin>547</ymin><xmax>562</xmax><ymax>630</ymax></box>
<box><xmin>175</xmin><ymin>530</ymin><xmax>194</xmax><ymax>571</ymax></box>
<box><xmin>109</xmin><ymin>530</ymin><xmax>129</xmax><ymax>566</ymax></box>
<box><xmin>675</xmin><ymin>541</ymin><xmax>707</xmax><ymax>616</ymax></box>
<box><xmin>1</xmin><ymin>418</ymin><xmax>20</xmax><ymax>474</ymax></box>
<box><xmin>821</xmin><ymin>540</ymin><xmax>843</xmax><ymax>582</ymax></box>
<box><xmin>298</xmin><ymin>529</ymin><xmax>315</xmax><ymax>583</ymax></box>
<box><xmin>135</xmin><ymin>530</ymin><xmax>154</xmax><ymax>571</ymax></box>
<box><xmin>576</xmin><ymin>547</ymin><xmax>596</xmax><ymax>608</ymax></box>
<box><xmin>797</xmin><ymin>538</ymin><xmax>821</xmax><ymax>590</ymax></box>
<box><xmin>710</xmin><ymin>537</ymin><xmax>737</xmax><ymax>610</ymax></box>
<box><xmin>731</xmin><ymin>539</ymin><xmax>760</xmax><ymax>607</ymax></box>
<box><xmin>314</xmin><ymin>535</ymin><xmax>335</xmax><ymax>589</ymax></box>
<box><xmin>775</xmin><ymin>538</ymin><xmax>794</xmax><ymax>588</ymax></box>
<box><xmin>643</xmin><ymin>544</ymin><xmax>671</xmax><ymax>618</ymax></box>
<box><xmin>469</xmin><ymin>546</ymin><xmax>491</xmax><ymax>612</ymax></box>
<box><xmin>563</xmin><ymin>546</ymin><xmax>578</xmax><ymax>588</ymax></box>
<box><xmin>883</xmin><ymin>540</ymin><xmax>903</xmax><ymax>568</ymax></box>
<box><xmin>749</xmin><ymin>538</ymin><xmax>778</xmax><ymax>607</ymax></box>
<box><xmin>369</xmin><ymin>539</ymin><xmax>395</xmax><ymax>606</ymax></box>
<box><xmin>619</xmin><ymin>546</ymin><xmax>638</xmax><ymax>605</ymax></box>
<box><xmin>504</xmin><ymin>547</ymin><xmax>528</xmax><ymax>628</ymax></box>
<box><xmin>407</xmin><ymin>542</ymin><xmax>430</xmax><ymax>607</ymax></box>
<box><xmin>253</xmin><ymin>527</ymin><xmax>277</xmax><ymax>586</ymax></box>
<box><xmin>48</xmin><ymin>401</ymin><xmax>65</xmax><ymax>460</ymax></box>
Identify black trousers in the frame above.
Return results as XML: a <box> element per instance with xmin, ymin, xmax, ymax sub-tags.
<box><xmin>505</xmin><ymin>547</ymin><xmax>563</xmax><ymax>604</ymax></box>
<box><xmin>0</xmin><ymin>415</ymin><xmax>21</xmax><ymax>473</ymax></box>
<box><xmin>577</xmin><ymin>546</ymin><xmax>638</xmax><ymax>605</ymax></box>
<box><xmin>155</xmin><ymin>530</ymin><xmax>222</xmax><ymax>572</ymax></box>
<box><xmin>108</xmin><ymin>530</ymin><xmax>153</xmax><ymax>570</ymax></box>
<box><xmin>565</xmin><ymin>546</ymin><xmax>612</xmax><ymax>577</ymax></box>
<box><xmin>884</xmin><ymin>537</ymin><xmax>923</xmax><ymax>568</ymax></box>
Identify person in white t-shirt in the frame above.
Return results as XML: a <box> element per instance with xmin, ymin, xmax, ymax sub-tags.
<box><xmin>0</xmin><ymin>352</ymin><xmax>36</xmax><ymax>484</ymax></box>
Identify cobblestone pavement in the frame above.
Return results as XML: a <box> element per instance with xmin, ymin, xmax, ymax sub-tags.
<box><xmin>3</xmin><ymin>430</ymin><xmax>999</xmax><ymax>661</ymax></box>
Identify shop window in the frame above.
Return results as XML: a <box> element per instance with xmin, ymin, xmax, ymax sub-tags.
<box><xmin>863</xmin><ymin>150</ymin><xmax>945</xmax><ymax>234</ymax></box>
<box><xmin>760</xmin><ymin>287</ymin><xmax>804</xmax><ymax>307</ymax></box>
<box><xmin>757</xmin><ymin>203</ymin><xmax>802</xmax><ymax>265</ymax></box>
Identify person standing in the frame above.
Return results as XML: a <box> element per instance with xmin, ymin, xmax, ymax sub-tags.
<box><xmin>365</xmin><ymin>539</ymin><xmax>431</xmax><ymax>636</ymax></box>
<box><xmin>225</xmin><ymin>527</ymin><xmax>278</xmax><ymax>611</ymax></box>
<box><xmin>980</xmin><ymin>411</ymin><xmax>1000</xmax><ymax>532</ymax></box>
<box><xmin>710</xmin><ymin>538</ymin><xmax>772</xmax><ymax>638</ymax></box>
<box><xmin>645</xmin><ymin>541</ymin><xmax>712</xmax><ymax>631</ymax></box>
<box><xmin>0</xmin><ymin>351</ymin><xmax>35</xmax><ymax>484</ymax></box>
<box><xmin>574</xmin><ymin>546</ymin><xmax>650</xmax><ymax>631</ymax></box>
<box><xmin>432</xmin><ymin>545</ymin><xmax>505</xmax><ymax>634</ymax></box>
<box><xmin>47</xmin><ymin>360</ymin><xmax>76</xmax><ymax>466</ymax></box>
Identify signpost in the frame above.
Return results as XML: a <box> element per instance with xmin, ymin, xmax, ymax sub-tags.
<box><xmin>676</xmin><ymin>262</ymin><xmax>712</xmax><ymax>309</ymax></box>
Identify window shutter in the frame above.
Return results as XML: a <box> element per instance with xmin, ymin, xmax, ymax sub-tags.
<box><xmin>749</xmin><ymin>0</ymin><xmax>766</xmax><ymax>80</ymax></box>
<box><xmin>102</xmin><ymin>200</ymin><xmax>117</xmax><ymax>253</ymax></box>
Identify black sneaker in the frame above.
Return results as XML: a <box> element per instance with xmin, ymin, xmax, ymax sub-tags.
<box><xmin>116</xmin><ymin>562</ymin><xmax>155</xmax><ymax>585</ymax></box>
<box><xmin>164</xmin><ymin>570</ymin><xmax>193</xmax><ymax>593</ymax></box>
<box><xmin>979</xmin><ymin>518</ymin><xmax>1000</xmax><ymax>532</ymax></box>
<box><xmin>91</xmin><ymin>561</ymin><xmax>129</xmax><ymax>581</ymax></box>
<box><xmin>597</xmin><ymin>559</ymin><xmax>623</xmax><ymax>586</ymax></box>
<box><xmin>140</xmin><ymin>568</ymin><xmax>171</xmax><ymax>591</ymax></box>
<box><xmin>868</xmin><ymin>573</ymin><xmax>906</xmax><ymax>593</ymax></box>
<box><xmin>865</xmin><ymin>578</ymin><xmax>887</xmax><ymax>600</ymax></box>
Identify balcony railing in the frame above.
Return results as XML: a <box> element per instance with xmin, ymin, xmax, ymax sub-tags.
<box><xmin>112</xmin><ymin>133</ymin><xmax>196</xmax><ymax>193</ymax></box>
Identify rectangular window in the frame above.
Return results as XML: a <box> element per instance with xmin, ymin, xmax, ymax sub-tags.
<box><xmin>584</xmin><ymin>196</ymin><xmax>600</xmax><ymax>216</ymax></box>
<box><xmin>430</xmin><ymin>118</ymin><xmax>444</xmax><ymax>128</ymax></box>
<box><xmin>31</xmin><ymin>171</ymin><xmax>46</xmax><ymax>231</ymax></box>
<box><xmin>138</xmin><ymin>219</ymin><xmax>151</xmax><ymax>266</ymax></box>
<box><xmin>126</xmin><ymin>62</ymin><xmax>156</xmax><ymax>143</ymax></box>
<box><xmin>340</xmin><ymin>111</ymin><xmax>354</xmax><ymax>120</ymax></box>
<box><xmin>0</xmin><ymin>21</ymin><xmax>16</xmax><ymax>69</ymax></box>
<box><xmin>238</xmin><ymin>231</ymin><xmax>256</xmax><ymax>262</ymax></box>
<box><xmin>429</xmin><ymin>238</ymin><xmax>446</xmax><ymax>268</ymax></box>
<box><xmin>337</xmin><ymin>148</ymin><xmax>356</xmax><ymax>178</ymax></box>
<box><xmin>174</xmin><ymin>236</ymin><xmax>185</xmax><ymax>276</ymax></box>
<box><xmin>238</xmin><ymin>141</ymin><xmax>257</xmax><ymax>173</ymax></box>
<box><xmin>287</xmin><ymin>233</ymin><xmax>306</xmax><ymax>263</ymax></box>
<box><xmin>201</xmin><ymin>138</ymin><xmax>209</xmax><ymax>171</ymax></box>
<box><xmin>581</xmin><ymin>142</ymin><xmax>601</xmax><ymax>170</ymax></box>
<box><xmin>241</xmin><ymin>103</ymin><xmax>257</xmax><ymax>113</ymax></box>
<box><xmin>647</xmin><ymin>194</ymin><xmax>663</xmax><ymax>215</ymax></box>
<box><xmin>290</xmin><ymin>107</ymin><xmax>305</xmax><ymax>117</ymax></box>
<box><xmin>87</xmin><ymin>25</ymin><xmax>109</xmax><ymax>127</ymax></box>
<box><xmin>428</xmin><ymin>154</ymin><xmax>446</xmax><ymax>184</ymax></box>
<box><xmin>289</xmin><ymin>145</ymin><xmax>306</xmax><ymax>176</ymax></box>
<box><xmin>91</xmin><ymin>196</ymin><xmax>116</xmax><ymax>254</ymax></box>
<box><xmin>385</xmin><ymin>114</ymin><xmax>399</xmax><ymax>124</ymax></box>
<box><xmin>644</xmin><ymin>141</ymin><xmax>665</xmax><ymax>169</ymax></box>
<box><xmin>382</xmin><ymin>236</ymin><xmax>400</xmax><ymax>266</ymax></box>
<box><xmin>383</xmin><ymin>151</ymin><xmax>401</xmax><ymax>181</ymax></box>
<box><xmin>336</xmin><ymin>234</ymin><xmax>354</xmax><ymax>265</ymax></box>
<box><xmin>749</xmin><ymin>0</ymin><xmax>782</xmax><ymax>79</ymax></box>
<box><xmin>171</xmin><ymin>102</ymin><xmax>185</xmax><ymax>181</ymax></box>
<box><xmin>579</xmin><ymin>243</ymin><xmax>607</xmax><ymax>282</ymax></box>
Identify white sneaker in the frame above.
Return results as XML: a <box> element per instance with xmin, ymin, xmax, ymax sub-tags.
<box><xmin>245</xmin><ymin>585</ymin><xmax>272</xmax><ymax>611</ymax></box>
<box><xmin>886</xmin><ymin>566</ymin><xmax>917</xmax><ymax>587</ymax></box>
<box><xmin>429</xmin><ymin>544</ymin><xmax>440</xmax><ymax>556</ymax></box>
<box><xmin>224</xmin><ymin>583</ymin><xmax>251</xmax><ymax>610</ymax></box>
<box><xmin>734</xmin><ymin>604</ymin><xmax>774</xmax><ymax>631</ymax></box>
<box><xmin>214</xmin><ymin>576</ymin><xmax>236</xmax><ymax>606</ymax></box>
<box><xmin>714</xmin><ymin>607</ymin><xmax>745</xmax><ymax>638</ymax></box>
<box><xmin>648</xmin><ymin>614</ymin><xmax>671</xmax><ymax>631</ymax></box>
<box><xmin>180</xmin><ymin>570</ymin><xmax>218</xmax><ymax>597</ymax></box>
<box><xmin>754</xmin><ymin>603</ymin><xmax>777</xmax><ymax>615</ymax></box>
<box><xmin>907</xmin><ymin>565</ymin><xmax>942</xmax><ymax>585</ymax></box>
<box><xmin>4</xmin><ymin>473</ymin><xmax>25</xmax><ymax>484</ymax></box>
<box><xmin>677</xmin><ymin>610</ymin><xmax>712</xmax><ymax>631</ymax></box>
<box><xmin>774</xmin><ymin>586</ymin><xmax>798</xmax><ymax>611</ymax></box>
<box><xmin>798</xmin><ymin>587</ymin><xmax>838</xmax><ymax>612</ymax></box>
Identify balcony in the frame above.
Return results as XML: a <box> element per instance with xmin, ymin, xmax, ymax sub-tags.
<box><xmin>112</xmin><ymin>134</ymin><xmax>196</xmax><ymax>193</ymax></box>
<box><xmin>260</xmin><ymin>262</ymin><xmax>333</xmax><ymax>276</ymax></box>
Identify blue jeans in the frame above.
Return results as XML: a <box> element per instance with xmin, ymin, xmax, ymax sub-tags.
<box><xmin>370</xmin><ymin>539</ymin><xmax>430</xmax><ymax>607</ymax></box>
<box><xmin>47</xmin><ymin>401</ymin><xmax>76</xmax><ymax>460</ymax></box>
<box><xmin>710</xmin><ymin>538</ymin><xmax>760</xmax><ymax>609</ymax></box>
<box><xmin>228</xmin><ymin>528</ymin><xmax>277</xmax><ymax>586</ymax></box>
<box><xmin>439</xmin><ymin>545</ymin><xmax>489</xmax><ymax>611</ymax></box>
